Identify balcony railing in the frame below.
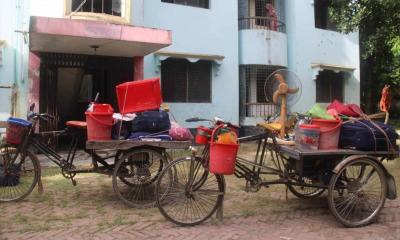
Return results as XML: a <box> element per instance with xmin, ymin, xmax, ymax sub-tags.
<box><xmin>239</xmin><ymin>16</ymin><xmax>286</xmax><ymax>33</ymax></box>
<box><xmin>244</xmin><ymin>103</ymin><xmax>277</xmax><ymax>118</ymax></box>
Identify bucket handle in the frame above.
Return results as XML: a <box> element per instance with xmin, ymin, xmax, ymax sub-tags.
<box><xmin>210</xmin><ymin>124</ymin><xmax>238</xmax><ymax>144</ymax></box>
<box><xmin>88</xmin><ymin>114</ymin><xmax>114</xmax><ymax>127</ymax></box>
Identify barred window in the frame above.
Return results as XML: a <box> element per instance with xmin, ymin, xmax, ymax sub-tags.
<box><xmin>316</xmin><ymin>70</ymin><xmax>344</xmax><ymax>103</ymax></box>
<box><xmin>161</xmin><ymin>58</ymin><xmax>211</xmax><ymax>103</ymax></box>
<box><xmin>161</xmin><ymin>0</ymin><xmax>209</xmax><ymax>9</ymax></box>
<box><xmin>314</xmin><ymin>0</ymin><xmax>337</xmax><ymax>31</ymax></box>
<box><xmin>72</xmin><ymin>0</ymin><xmax>121</xmax><ymax>16</ymax></box>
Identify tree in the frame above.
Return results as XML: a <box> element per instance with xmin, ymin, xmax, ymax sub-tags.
<box><xmin>329</xmin><ymin>0</ymin><xmax>400</xmax><ymax>114</ymax></box>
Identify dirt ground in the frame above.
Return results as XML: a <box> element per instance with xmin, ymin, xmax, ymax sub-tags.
<box><xmin>1</xmin><ymin>146</ymin><xmax>400</xmax><ymax>240</ymax></box>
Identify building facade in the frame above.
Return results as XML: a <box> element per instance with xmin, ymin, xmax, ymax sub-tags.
<box><xmin>0</xmin><ymin>0</ymin><xmax>360</xmax><ymax>131</ymax></box>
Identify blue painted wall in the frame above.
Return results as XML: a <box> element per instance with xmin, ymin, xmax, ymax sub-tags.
<box><xmin>0</xmin><ymin>0</ymin><xmax>30</xmax><ymax>121</ymax></box>
<box><xmin>285</xmin><ymin>0</ymin><xmax>360</xmax><ymax>113</ymax></box>
<box><xmin>139</xmin><ymin>0</ymin><xmax>240</xmax><ymax>127</ymax></box>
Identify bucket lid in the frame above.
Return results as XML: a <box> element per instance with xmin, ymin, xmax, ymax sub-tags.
<box><xmin>312</xmin><ymin>118</ymin><xmax>341</xmax><ymax>123</ymax></box>
<box><xmin>299</xmin><ymin>124</ymin><xmax>320</xmax><ymax>130</ymax></box>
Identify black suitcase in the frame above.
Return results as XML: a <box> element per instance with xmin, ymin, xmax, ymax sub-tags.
<box><xmin>339</xmin><ymin>120</ymin><xmax>398</xmax><ymax>151</ymax></box>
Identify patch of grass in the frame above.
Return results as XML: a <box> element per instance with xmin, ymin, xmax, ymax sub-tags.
<box><xmin>19</xmin><ymin>223</ymin><xmax>51</xmax><ymax>233</ymax></box>
<box><xmin>96</xmin><ymin>216</ymin><xmax>136</xmax><ymax>231</ymax></box>
<box><xmin>14</xmin><ymin>213</ymin><xmax>29</xmax><ymax>224</ymax></box>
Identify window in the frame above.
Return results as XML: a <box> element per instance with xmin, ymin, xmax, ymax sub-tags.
<box><xmin>71</xmin><ymin>0</ymin><xmax>122</xmax><ymax>16</ymax></box>
<box><xmin>161</xmin><ymin>58</ymin><xmax>211</xmax><ymax>103</ymax></box>
<box><xmin>316</xmin><ymin>70</ymin><xmax>344</xmax><ymax>103</ymax></box>
<box><xmin>161</xmin><ymin>0</ymin><xmax>210</xmax><ymax>9</ymax></box>
<box><xmin>314</xmin><ymin>0</ymin><xmax>337</xmax><ymax>30</ymax></box>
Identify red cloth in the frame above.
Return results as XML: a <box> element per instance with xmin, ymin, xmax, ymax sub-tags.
<box><xmin>380</xmin><ymin>85</ymin><xmax>391</xmax><ymax>112</ymax></box>
<box><xmin>327</xmin><ymin>100</ymin><xmax>363</xmax><ymax>117</ymax></box>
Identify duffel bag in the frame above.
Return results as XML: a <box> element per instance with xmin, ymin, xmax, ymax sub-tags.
<box><xmin>339</xmin><ymin>120</ymin><xmax>398</xmax><ymax>151</ymax></box>
<box><xmin>132</xmin><ymin>110</ymin><xmax>171</xmax><ymax>133</ymax></box>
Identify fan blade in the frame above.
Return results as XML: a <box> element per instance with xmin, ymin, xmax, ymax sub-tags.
<box><xmin>274</xmin><ymin>73</ymin><xmax>285</xmax><ymax>84</ymax></box>
<box><xmin>273</xmin><ymin>91</ymin><xmax>280</xmax><ymax>104</ymax></box>
<box><xmin>278</xmin><ymin>83</ymin><xmax>289</xmax><ymax>94</ymax></box>
<box><xmin>287</xmin><ymin>87</ymin><xmax>299</xmax><ymax>94</ymax></box>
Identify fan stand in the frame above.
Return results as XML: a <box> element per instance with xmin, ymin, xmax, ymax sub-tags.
<box><xmin>272</xmin><ymin>73</ymin><xmax>299</xmax><ymax>138</ymax></box>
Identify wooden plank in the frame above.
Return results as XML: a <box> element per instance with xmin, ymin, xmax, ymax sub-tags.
<box><xmin>279</xmin><ymin>145</ymin><xmax>399</xmax><ymax>161</ymax></box>
<box><xmin>86</xmin><ymin>140</ymin><xmax>192</xmax><ymax>150</ymax></box>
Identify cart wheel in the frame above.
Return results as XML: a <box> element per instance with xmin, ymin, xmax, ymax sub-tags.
<box><xmin>287</xmin><ymin>177</ymin><xmax>325</xmax><ymax>199</ymax></box>
<box><xmin>0</xmin><ymin>144</ymin><xmax>39</xmax><ymax>202</ymax></box>
<box><xmin>328</xmin><ymin>157</ymin><xmax>387</xmax><ymax>227</ymax></box>
<box><xmin>112</xmin><ymin>148</ymin><xmax>166</xmax><ymax>208</ymax></box>
<box><xmin>156</xmin><ymin>157</ymin><xmax>224</xmax><ymax>226</ymax></box>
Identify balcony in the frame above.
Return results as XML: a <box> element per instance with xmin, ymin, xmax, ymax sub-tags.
<box><xmin>244</xmin><ymin>103</ymin><xmax>276</xmax><ymax>117</ymax></box>
<box><xmin>238</xmin><ymin>16</ymin><xmax>287</xmax><ymax>66</ymax></box>
<box><xmin>238</xmin><ymin>16</ymin><xmax>286</xmax><ymax>33</ymax></box>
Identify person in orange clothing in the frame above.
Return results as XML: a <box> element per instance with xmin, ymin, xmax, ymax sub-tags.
<box><xmin>379</xmin><ymin>84</ymin><xmax>391</xmax><ymax>124</ymax></box>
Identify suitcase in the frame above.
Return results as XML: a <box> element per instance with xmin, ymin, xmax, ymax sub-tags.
<box><xmin>339</xmin><ymin>120</ymin><xmax>398</xmax><ymax>151</ymax></box>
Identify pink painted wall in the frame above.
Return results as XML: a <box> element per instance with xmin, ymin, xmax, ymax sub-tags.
<box><xmin>28</xmin><ymin>52</ymin><xmax>40</xmax><ymax>111</ymax></box>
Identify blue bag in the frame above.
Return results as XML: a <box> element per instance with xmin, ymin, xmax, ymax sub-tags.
<box><xmin>131</xmin><ymin>110</ymin><xmax>171</xmax><ymax>133</ymax></box>
<box><xmin>339</xmin><ymin>120</ymin><xmax>398</xmax><ymax>151</ymax></box>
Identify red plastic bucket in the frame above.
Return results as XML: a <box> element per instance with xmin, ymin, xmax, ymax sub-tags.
<box><xmin>209</xmin><ymin>125</ymin><xmax>239</xmax><ymax>175</ymax></box>
<box><xmin>116</xmin><ymin>78</ymin><xmax>162</xmax><ymax>114</ymax></box>
<box><xmin>85</xmin><ymin>104</ymin><xmax>114</xmax><ymax>141</ymax></box>
<box><xmin>195</xmin><ymin>126</ymin><xmax>212</xmax><ymax>145</ymax></box>
<box><xmin>311</xmin><ymin>119</ymin><xmax>342</xmax><ymax>150</ymax></box>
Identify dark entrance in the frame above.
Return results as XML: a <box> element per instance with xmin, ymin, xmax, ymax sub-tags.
<box><xmin>39</xmin><ymin>53</ymin><xmax>133</xmax><ymax>147</ymax></box>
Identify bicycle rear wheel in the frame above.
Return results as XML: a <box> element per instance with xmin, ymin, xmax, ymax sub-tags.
<box><xmin>156</xmin><ymin>157</ymin><xmax>224</xmax><ymax>226</ymax></box>
<box><xmin>0</xmin><ymin>144</ymin><xmax>39</xmax><ymax>202</ymax></box>
<box><xmin>112</xmin><ymin>148</ymin><xmax>166</xmax><ymax>208</ymax></box>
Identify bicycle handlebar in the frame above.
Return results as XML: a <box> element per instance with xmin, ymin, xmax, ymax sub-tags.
<box><xmin>186</xmin><ymin>117</ymin><xmax>239</xmax><ymax>129</ymax></box>
<box><xmin>28</xmin><ymin>112</ymin><xmax>55</xmax><ymax>122</ymax></box>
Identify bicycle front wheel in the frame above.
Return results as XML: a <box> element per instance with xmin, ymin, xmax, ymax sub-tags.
<box><xmin>156</xmin><ymin>157</ymin><xmax>225</xmax><ymax>226</ymax></box>
<box><xmin>0</xmin><ymin>144</ymin><xmax>39</xmax><ymax>202</ymax></box>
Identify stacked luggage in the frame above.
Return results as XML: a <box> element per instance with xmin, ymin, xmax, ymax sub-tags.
<box><xmin>87</xmin><ymin>78</ymin><xmax>192</xmax><ymax>142</ymax></box>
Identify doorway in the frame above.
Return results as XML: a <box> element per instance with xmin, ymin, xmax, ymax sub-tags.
<box><xmin>39</xmin><ymin>53</ymin><xmax>133</xmax><ymax>147</ymax></box>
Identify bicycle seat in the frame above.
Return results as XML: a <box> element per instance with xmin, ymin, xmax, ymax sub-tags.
<box><xmin>66</xmin><ymin>121</ymin><xmax>87</xmax><ymax>130</ymax></box>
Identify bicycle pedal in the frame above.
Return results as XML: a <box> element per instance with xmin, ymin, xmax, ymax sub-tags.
<box><xmin>71</xmin><ymin>179</ymin><xmax>77</xmax><ymax>186</ymax></box>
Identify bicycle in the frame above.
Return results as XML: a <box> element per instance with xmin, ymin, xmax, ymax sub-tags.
<box><xmin>155</xmin><ymin>117</ymin><xmax>398</xmax><ymax>227</ymax></box>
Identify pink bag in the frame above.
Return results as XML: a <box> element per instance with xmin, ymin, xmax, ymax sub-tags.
<box><xmin>169</xmin><ymin>122</ymin><xmax>193</xmax><ymax>141</ymax></box>
<box><xmin>327</xmin><ymin>100</ymin><xmax>363</xmax><ymax>117</ymax></box>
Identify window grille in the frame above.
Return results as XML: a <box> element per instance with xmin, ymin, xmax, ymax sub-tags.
<box><xmin>316</xmin><ymin>70</ymin><xmax>344</xmax><ymax>102</ymax></box>
<box><xmin>161</xmin><ymin>58</ymin><xmax>211</xmax><ymax>103</ymax></box>
<box><xmin>72</xmin><ymin>0</ymin><xmax>122</xmax><ymax>16</ymax></box>
<box><xmin>239</xmin><ymin>65</ymin><xmax>283</xmax><ymax>117</ymax></box>
<box><xmin>161</xmin><ymin>0</ymin><xmax>209</xmax><ymax>9</ymax></box>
